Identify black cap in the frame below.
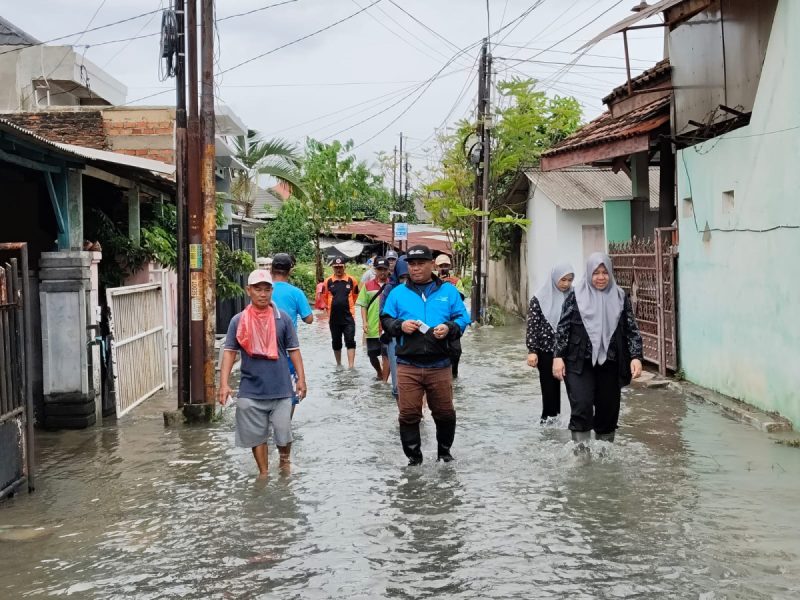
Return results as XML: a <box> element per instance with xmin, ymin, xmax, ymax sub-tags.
<box><xmin>331</xmin><ymin>257</ymin><xmax>345</xmax><ymax>266</ymax></box>
<box><xmin>272</xmin><ymin>253</ymin><xmax>293</xmax><ymax>270</ymax></box>
<box><xmin>406</xmin><ymin>245</ymin><xmax>433</xmax><ymax>261</ymax></box>
<box><xmin>374</xmin><ymin>257</ymin><xmax>389</xmax><ymax>268</ymax></box>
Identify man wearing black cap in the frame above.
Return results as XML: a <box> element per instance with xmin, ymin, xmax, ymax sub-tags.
<box><xmin>381</xmin><ymin>245</ymin><xmax>471</xmax><ymax>465</ymax></box>
<box><xmin>322</xmin><ymin>257</ymin><xmax>360</xmax><ymax>367</ymax></box>
<box><xmin>270</xmin><ymin>253</ymin><xmax>313</xmax><ymax>417</ymax></box>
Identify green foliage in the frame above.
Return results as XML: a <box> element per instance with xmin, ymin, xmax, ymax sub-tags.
<box><xmin>216</xmin><ymin>241</ymin><xmax>256</xmax><ymax>301</ymax></box>
<box><xmin>425</xmin><ymin>79</ymin><xmax>582</xmax><ymax>263</ymax></box>
<box><xmin>299</xmin><ymin>138</ymin><xmax>393</xmax><ymax>279</ymax></box>
<box><xmin>231</xmin><ymin>130</ymin><xmax>304</xmax><ymax>215</ymax></box>
<box><xmin>257</xmin><ymin>198</ymin><xmax>314</xmax><ymax>260</ymax></box>
<box><xmin>289</xmin><ymin>262</ymin><xmax>317</xmax><ymax>299</ymax></box>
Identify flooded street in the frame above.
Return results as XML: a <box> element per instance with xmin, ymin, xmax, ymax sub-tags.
<box><xmin>2</xmin><ymin>321</ymin><xmax>800</xmax><ymax>599</ymax></box>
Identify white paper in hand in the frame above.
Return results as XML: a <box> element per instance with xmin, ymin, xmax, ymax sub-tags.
<box><xmin>418</xmin><ymin>322</ymin><xmax>430</xmax><ymax>334</ymax></box>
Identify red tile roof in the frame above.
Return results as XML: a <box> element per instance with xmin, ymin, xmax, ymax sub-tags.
<box><xmin>333</xmin><ymin>221</ymin><xmax>452</xmax><ymax>254</ymax></box>
<box><xmin>602</xmin><ymin>58</ymin><xmax>671</xmax><ymax>105</ymax></box>
<box><xmin>541</xmin><ymin>95</ymin><xmax>670</xmax><ymax>161</ymax></box>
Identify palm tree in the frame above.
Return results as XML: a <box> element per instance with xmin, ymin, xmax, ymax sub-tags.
<box><xmin>231</xmin><ymin>130</ymin><xmax>304</xmax><ymax>216</ymax></box>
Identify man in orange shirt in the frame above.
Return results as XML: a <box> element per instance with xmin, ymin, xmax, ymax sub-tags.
<box><xmin>322</xmin><ymin>257</ymin><xmax>360</xmax><ymax>367</ymax></box>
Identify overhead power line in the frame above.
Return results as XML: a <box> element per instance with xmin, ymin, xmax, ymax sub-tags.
<box><xmin>218</xmin><ymin>0</ymin><xmax>382</xmax><ymax>76</ymax></box>
<box><xmin>0</xmin><ymin>7</ymin><xmax>165</xmax><ymax>56</ymax></box>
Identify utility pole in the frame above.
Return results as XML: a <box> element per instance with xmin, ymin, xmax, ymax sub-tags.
<box><xmin>481</xmin><ymin>52</ymin><xmax>492</xmax><ymax>323</ymax></box>
<box><xmin>396</xmin><ymin>132</ymin><xmax>403</xmax><ymax>249</ymax></box>
<box><xmin>471</xmin><ymin>40</ymin><xmax>488</xmax><ymax>323</ymax></box>
<box><xmin>174</xmin><ymin>0</ymin><xmax>189</xmax><ymax>409</ymax></box>
<box><xmin>404</xmin><ymin>153</ymin><xmax>410</xmax><ymax>252</ymax></box>
<box><xmin>392</xmin><ymin>145</ymin><xmax>397</xmax><ymax>208</ymax></box>
<box><xmin>186</xmin><ymin>0</ymin><xmax>205</xmax><ymax>408</ymax></box>
<box><xmin>200</xmin><ymin>0</ymin><xmax>217</xmax><ymax>411</ymax></box>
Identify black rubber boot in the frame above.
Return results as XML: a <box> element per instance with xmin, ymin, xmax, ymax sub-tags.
<box><xmin>434</xmin><ymin>418</ymin><xmax>456</xmax><ymax>462</ymax></box>
<box><xmin>399</xmin><ymin>423</ymin><xmax>423</xmax><ymax>466</ymax></box>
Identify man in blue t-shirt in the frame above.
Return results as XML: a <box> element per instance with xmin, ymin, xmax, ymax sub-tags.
<box><xmin>269</xmin><ymin>253</ymin><xmax>313</xmax><ymax>418</ymax></box>
<box><xmin>219</xmin><ymin>269</ymin><xmax>307</xmax><ymax>477</ymax></box>
<box><xmin>270</xmin><ymin>253</ymin><xmax>313</xmax><ymax>329</ymax></box>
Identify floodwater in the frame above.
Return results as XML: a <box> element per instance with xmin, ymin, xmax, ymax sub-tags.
<box><xmin>1</xmin><ymin>319</ymin><xmax>800</xmax><ymax>599</ymax></box>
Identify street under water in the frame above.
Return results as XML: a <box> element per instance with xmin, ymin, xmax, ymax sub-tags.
<box><xmin>1</xmin><ymin>320</ymin><xmax>799</xmax><ymax>599</ymax></box>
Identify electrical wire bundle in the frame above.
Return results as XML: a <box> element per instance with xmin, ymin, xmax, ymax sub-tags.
<box><xmin>159</xmin><ymin>2</ymin><xmax>179</xmax><ymax>81</ymax></box>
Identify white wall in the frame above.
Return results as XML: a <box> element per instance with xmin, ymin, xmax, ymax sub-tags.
<box><xmin>527</xmin><ymin>187</ymin><xmax>604</xmax><ymax>294</ymax></box>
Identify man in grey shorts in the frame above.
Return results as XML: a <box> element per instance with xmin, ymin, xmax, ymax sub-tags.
<box><xmin>218</xmin><ymin>269</ymin><xmax>307</xmax><ymax>476</ymax></box>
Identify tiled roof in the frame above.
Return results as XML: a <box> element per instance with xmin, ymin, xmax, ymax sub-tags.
<box><xmin>603</xmin><ymin>59</ymin><xmax>671</xmax><ymax>104</ymax></box>
<box><xmin>526</xmin><ymin>166</ymin><xmax>660</xmax><ymax>210</ymax></box>
<box><xmin>542</xmin><ymin>95</ymin><xmax>670</xmax><ymax>160</ymax></box>
<box><xmin>0</xmin><ymin>16</ymin><xmax>38</xmax><ymax>46</ymax></box>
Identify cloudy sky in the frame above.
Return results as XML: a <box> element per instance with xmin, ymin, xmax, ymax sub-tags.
<box><xmin>6</xmin><ymin>0</ymin><xmax>664</xmax><ymax>170</ymax></box>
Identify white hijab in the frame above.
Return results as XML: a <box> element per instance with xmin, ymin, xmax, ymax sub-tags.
<box><xmin>575</xmin><ymin>252</ymin><xmax>625</xmax><ymax>365</ymax></box>
<box><xmin>534</xmin><ymin>262</ymin><xmax>574</xmax><ymax>332</ymax></box>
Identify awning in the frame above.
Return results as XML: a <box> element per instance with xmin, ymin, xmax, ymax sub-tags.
<box><xmin>540</xmin><ymin>95</ymin><xmax>670</xmax><ymax>171</ymax></box>
<box><xmin>578</xmin><ymin>0</ymin><xmax>706</xmax><ymax>50</ymax></box>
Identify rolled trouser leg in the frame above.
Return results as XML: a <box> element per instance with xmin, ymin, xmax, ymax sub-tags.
<box><xmin>399</xmin><ymin>423</ymin><xmax>423</xmax><ymax>465</ymax></box>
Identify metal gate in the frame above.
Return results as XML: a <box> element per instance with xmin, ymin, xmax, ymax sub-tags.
<box><xmin>608</xmin><ymin>227</ymin><xmax>678</xmax><ymax>375</ymax></box>
<box><xmin>106</xmin><ymin>283</ymin><xmax>168</xmax><ymax>417</ymax></box>
<box><xmin>0</xmin><ymin>243</ymin><xmax>34</xmax><ymax>499</ymax></box>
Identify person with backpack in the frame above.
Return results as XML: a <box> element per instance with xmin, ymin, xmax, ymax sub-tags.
<box><xmin>356</xmin><ymin>257</ymin><xmax>391</xmax><ymax>379</ymax></box>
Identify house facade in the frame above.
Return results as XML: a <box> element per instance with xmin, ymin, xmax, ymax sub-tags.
<box><xmin>488</xmin><ymin>167</ymin><xmax>658</xmax><ymax>316</ymax></box>
<box><xmin>671</xmin><ymin>0</ymin><xmax>799</xmax><ymax>426</ymax></box>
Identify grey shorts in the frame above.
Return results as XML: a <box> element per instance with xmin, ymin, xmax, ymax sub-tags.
<box><xmin>235</xmin><ymin>397</ymin><xmax>293</xmax><ymax>448</ymax></box>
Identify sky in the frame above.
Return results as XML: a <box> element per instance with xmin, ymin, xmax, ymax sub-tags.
<box><xmin>5</xmin><ymin>0</ymin><xmax>665</xmax><ymax>172</ymax></box>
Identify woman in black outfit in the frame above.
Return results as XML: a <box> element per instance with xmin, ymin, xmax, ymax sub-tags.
<box><xmin>526</xmin><ymin>263</ymin><xmax>574</xmax><ymax>423</ymax></box>
<box><xmin>552</xmin><ymin>252</ymin><xmax>643</xmax><ymax>445</ymax></box>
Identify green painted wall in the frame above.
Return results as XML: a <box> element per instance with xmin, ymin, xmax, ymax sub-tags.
<box><xmin>603</xmin><ymin>198</ymin><xmax>632</xmax><ymax>244</ymax></box>
<box><xmin>677</xmin><ymin>0</ymin><xmax>800</xmax><ymax>428</ymax></box>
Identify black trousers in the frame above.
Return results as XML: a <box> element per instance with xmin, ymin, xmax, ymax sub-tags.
<box><xmin>564</xmin><ymin>358</ymin><xmax>621</xmax><ymax>434</ymax></box>
<box><xmin>329</xmin><ymin>317</ymin><xmax>356</xmax><ymax>351</ymax></box>
<box><xmin>535</xmin><ymin>351</ymin><xmax>561</xmax><ymax>420</ymax></box>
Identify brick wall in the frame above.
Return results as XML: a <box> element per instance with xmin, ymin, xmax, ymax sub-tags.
<box><xmin>102</xmin><ymin>107</ymin><xmax>176</xmax><ymax>165</ymax></box>
<box><xmin>1</xmin><ymin>111</ymin><xmax>109</xmax><ymax>149</ymax></box>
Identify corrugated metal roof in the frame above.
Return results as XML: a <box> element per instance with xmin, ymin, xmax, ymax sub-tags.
<box><xmin>578</xmin><ymin>0</ymin><xmax>689</xmax><ymax>50</ymax></box>
<box><xmin>254</xmin><ymin>186</ymin><xmax>284</xmax><ymax>213</ymax></box>
<box><xmin>526</xmin><ymin>166</ymin><xmax>660</xmax><ymax>210</ymax></box>
<box><xmin>53</xmin><ymin>142</ymin><xmax>175</xmax><ymax>175</ymax></box>
<box><xmin>333</xmin><ymin>220</ymin><xmax>451</xmax><ymax>254</ymax></box>
<box><xmin>0</xmin><ymin>16</ymin><xmax>39</xmax><ymax>46</ymax></box>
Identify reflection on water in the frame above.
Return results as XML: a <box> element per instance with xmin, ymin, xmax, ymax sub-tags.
<box><xmin>1</xmin><ymin>323</ymin><xmax>799</xmax><ymax>598</ymax></box>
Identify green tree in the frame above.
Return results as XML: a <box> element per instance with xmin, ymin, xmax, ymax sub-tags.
<box><xmin>256</xmin><ymin>198</ymin><xmax>314</xmax><ymax>261</ymax></box>
<box><xmin>299</xmin><ymin>138</ymin><xmax>393</xmax><ymax>279</ymax></box>
<box><xmin>424</xmin><ymin>79</ymin><xmax>582</xmax><ymax>265</ymax></box>
<box><xmin>231</xmin><ymin>130</ymin><xmax>304</xmax><ymax>215</ymax></box>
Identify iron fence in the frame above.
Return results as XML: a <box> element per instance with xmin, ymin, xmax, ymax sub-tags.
<box><xmin>609</xmin><ymin>227</ymin><xmax>678</xmax><ymax>375</ymax></box>
<box><xmin>0</xmin><ymin>243</ymin><xmax>34</xmax><ymax>499</ymax></box>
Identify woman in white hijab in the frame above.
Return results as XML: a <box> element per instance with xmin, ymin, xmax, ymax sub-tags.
<box><xmin>526</xmin><ymin>263</ymin><xmax>574</xmax><ymax>423</ymax></box>
<box><xmin>551</xmin><ymin>252</ymin><xmax>643</xmax><ymax>446</ymax></box>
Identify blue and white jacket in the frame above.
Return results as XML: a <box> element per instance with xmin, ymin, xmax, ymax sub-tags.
<box><xmin>380</xmin><ymin>276</ymin><xmax>470</xmax><ymax>365</ymax></box>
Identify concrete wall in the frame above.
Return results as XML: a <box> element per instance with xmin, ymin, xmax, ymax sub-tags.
<box><xmin>676</xmin><ymin>0</ymin><xmax>800</xmax><ymax>428</ymax></box>
<box><xmin>527</xmin><ymin>187</ymin><xmax>603</xmax><ymax>294</ymax></box>
<box><xmin>487</xmin><ymin>232</ymin><xmax>528</xmax><ymax>317</ymax></box>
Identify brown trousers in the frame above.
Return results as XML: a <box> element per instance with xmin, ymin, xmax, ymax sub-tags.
<box><xmin>397</xmin><ymin>364</ymin><xmax>455</xmax><ymax>425</ymax></box>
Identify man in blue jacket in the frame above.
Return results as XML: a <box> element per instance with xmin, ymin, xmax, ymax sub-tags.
<box><xmin>381</xmin><ymin>245</ymin><xmax>470</xmax><ymax>465</ymax></box>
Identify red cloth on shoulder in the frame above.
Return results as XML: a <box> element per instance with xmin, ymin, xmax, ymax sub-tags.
<box><xmin>236</xmin><ymin>304</ymin><xmax>279</xmax><ymax>359</ymax></box>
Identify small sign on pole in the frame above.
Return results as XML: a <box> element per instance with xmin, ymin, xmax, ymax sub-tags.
<box><xmin>395</xmin><ymin>222</ymin><xmax>408</xmax><ymax>241</ymax></box>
